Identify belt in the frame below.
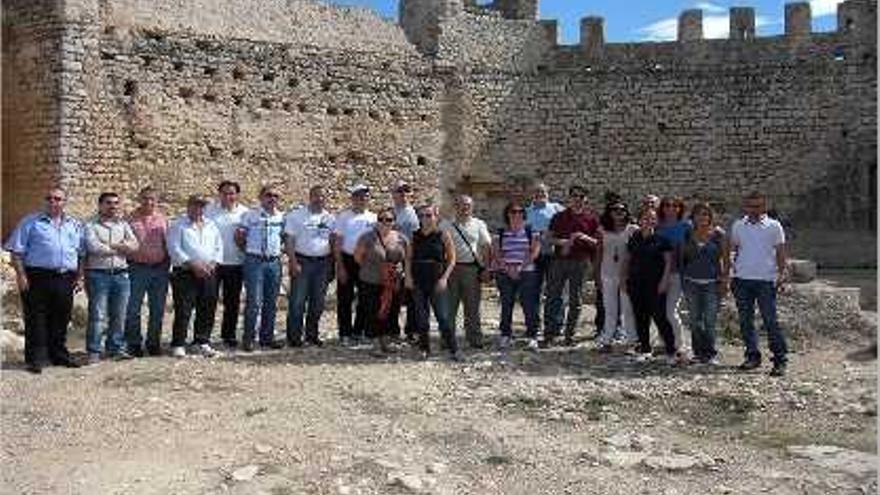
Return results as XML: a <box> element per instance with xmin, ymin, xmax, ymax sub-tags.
<box><xmin>295</xmin><ymin>253</ymin><xmax>331</xmax><ymax>261</ymax></box>
<box><xmin>130</xmin><ymin>260</ymin><xmax>168</xmax><ymax>269</ymax></box>
<box><xmin>25</xmin><ymin>267</ymin><xmax>77</xmax><ymax>276</ymax></box>
<box><xmin>88</xmin><ymin>267</ymin><xmax>129</xmax><ymax>275</ymax></box>
<box><xmin>247</xmin><ymin>253</ymin><xmax>280</xmax><ymax>261</ymax></box>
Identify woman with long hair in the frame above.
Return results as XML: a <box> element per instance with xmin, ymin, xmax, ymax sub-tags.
<box><xmin>354</xmin><ymin>207</ymin><xmax>407</xmax><ymax>354</ymax></box>
<box><xmin>595</xmin><ymin>200</ymin><xmax>638</xmax><ymax>352</ymax></box>
<box><xmin>492</xmin><ymin>202</ymin><xmax>542</xmax><ymax>351</ymax></box>
<box><xmin>657</xmin><ymin>196</ymin><xmax>690</xmax><ymax>361</ymax></box>
<box><xmin>681</xmin><ymin>202</ymin><xmax>729</xmax><ymax>365</ymax></box>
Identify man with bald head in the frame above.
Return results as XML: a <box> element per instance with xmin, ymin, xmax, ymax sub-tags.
<box><xmin>441</xmin><ymin>194</ymin><xmax>492</xmax><ymax>349</ymax></box>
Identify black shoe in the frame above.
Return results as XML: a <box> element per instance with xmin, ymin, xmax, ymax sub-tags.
<box><xmin>562</xmin><ymin>336</ymin><xmax>575</xmax><ymax>347</ymax></box>
<box><xmin>287</xmin><ymin>339</ymin><xmax>303</xmax><ymax>348</ymax></box>
<box><xmin>769</xmin><ymin>363</ymin><xmax>787</xmax><ymax>377</ymax></box>
<box><xmin>223</xmin><ymin>341</ymin><xmax>238</xmax><ymax>350</ymax></box>
<box><xmin>262</xmin><ymin>341</ymin><xmax>284</xmax><ymax>350</ymax></box>
<box><xmin>25</xmin><ymin>362</ymin><xmax>43</xmax><ymax>374</ymax></box>
<box><xmin>738</xmin><ymin>359</ymin><xmax>761</xmax><ymax>371</ymax></box>
<box><xmin>308</xmin><ymin>338</ymin><xmax>324</xmax><ymax>348</ymax></box>
<box><xmin>241</xmin><ymin>341</ymin><xmax>255</xmax><ymax>353</ymax></box>
<box><xmin>539</xmin><ymin>337</ymin><xmax>555</xmax><ymax>349</ymax></box>
<box><xmin>146</xmin><ymin>345</ymin><xmax>162</xmax><ymax>357</ymax></box>
<box><xmin>129</xmin><ymin>347</ymin><xmax>144</xmax><ymax>358</ymax></box>
<box><xmin>52</xmin><ymin>357</ymin><xmax>81</xmax><ymax>368</ymax></box>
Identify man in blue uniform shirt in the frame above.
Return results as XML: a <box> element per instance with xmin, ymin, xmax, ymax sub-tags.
<box><xmin>5</xmin><ymin>187</ymin><xmax>85</xmax><ymax>373</ymax></box>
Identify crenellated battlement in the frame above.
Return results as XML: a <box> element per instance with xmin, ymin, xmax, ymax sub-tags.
<box><xmin>400</xmin><ymin>0</ymin><xmax>877</xmax><ymax>71</ymax></box>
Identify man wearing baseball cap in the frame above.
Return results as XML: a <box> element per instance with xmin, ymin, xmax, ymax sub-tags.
<box><xmin>334</xmin><ymin>183</ymin><xmax>377</xmax><ymax>346</ymax></box>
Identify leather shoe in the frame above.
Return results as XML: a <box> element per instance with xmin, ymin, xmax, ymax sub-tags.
<box><xmin>52</xmin><ymin>358</ymin><xmax>81</xmax><ymax>368</ymax></box>
<box><xmin>25</xmin><ymin>362</ymin><xmax>43</xmax><ymax>374</ymax></box>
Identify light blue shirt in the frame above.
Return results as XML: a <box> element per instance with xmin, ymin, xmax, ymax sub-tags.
<box><xmin>526</xmin><ymin>201</ymin><xmax>564</xmax><ymax>254</ymax></box>
<box><xmin>4</xmin><ymin>212</ymin><xmax>84</xmax><ymax>271</ymax></box>
<box><xmin>393</xmin><ymin>204</ymin><xmax>420</xmax><ymax>241</ymax></box>
<box><xmin>241</xmin><ymin>207</ymin><xmax>285</xmax><ymax>257</ymax></box>
<box><xmin>167</xmin><ymin>216</ymin><xmax>223</xmax><ymax>268</ymax></box>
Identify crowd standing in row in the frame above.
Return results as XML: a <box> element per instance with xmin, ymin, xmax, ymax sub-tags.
<box><xmin>5</xmin><ymin>181</ymin><xmax>789</xmax><ymax>376</ymax></box>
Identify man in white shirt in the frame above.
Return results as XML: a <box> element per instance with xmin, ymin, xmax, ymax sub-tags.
<box><xmin>729</xmin><ymin>191</ymin><xmax>788</xmax><ymax>376</ymax></box>
<box><xmin>205</xmin><ymin>180</ymin><xmax>249</xmax><ymax>349</ymax></box>
<box><xmin>237</xmin><ymin>184</ymin><xmax>286</xmax><ymax>351</ymax></box>
<box><xmin>441</xmin><ymin>194</ymin><xmax>492</xmax><ymax>349</ymax></box>
<box><xmin>84</xmin><ymin>192</ymin><xmax>140</xmax><ymax>363</ymax></box>
<box><xmin>335</xmin><ymin>183</ymin><xmax>377</xmax><ymax>345</ymax></box>
<box><xmin>167</xmin><ymin>194</ymin><xmax>223</xmax><ymax>358</ymax></box>
<box><xmin>284</xmin><ymin>185</ymin><xmax>336</xmax><ymax>347</ymax></box>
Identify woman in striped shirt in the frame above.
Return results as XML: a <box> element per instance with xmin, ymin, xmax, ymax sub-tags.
<box><xmin>492</xmin><ymin>202</ymin><xmax>541</xmax><ymax>351</ymax></box>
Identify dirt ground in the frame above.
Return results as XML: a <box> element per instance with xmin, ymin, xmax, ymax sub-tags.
<box><xmin>1</xmin><ymin>295</ymin><xmax>877</xmax><ymax>495</ymax></box>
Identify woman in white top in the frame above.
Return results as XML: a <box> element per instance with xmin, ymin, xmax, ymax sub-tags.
<box><xmin>595</xmin><ymin>201</ymin><xmax>638</xmax><ymax>351</ymax></box>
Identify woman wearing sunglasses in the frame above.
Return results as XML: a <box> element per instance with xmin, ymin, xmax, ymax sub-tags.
<box><xmin>405</xmin><ymin>204</ymin><xmax>460</xmax><ymax>360</ymax></box>
<box><xmin>595</xmin><ymin>200</ymin><xmax>638</xmax><ymax>352</ymax></box>
<box><xmin>492</xmin><ymin>202</ymin><xmax>542</xmax><ymax>351</ymax></box>
<box><xmin>354</xmin><ymin>207</ymin><xmax>407</xmax><ymax>354</ymax></box>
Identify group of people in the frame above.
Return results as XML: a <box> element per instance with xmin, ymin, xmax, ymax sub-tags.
<box><xmin>5</xmin><ymin>180</ymin><xmax>789</xmax><ymax>376</ymax></box>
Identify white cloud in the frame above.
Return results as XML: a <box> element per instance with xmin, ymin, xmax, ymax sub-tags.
<box><xmin>810</xmin><ymin>0</ymin><xmax>843</xmax><ymax>17</ymax></box>
<box><xmin>637</xmin><ymin>13</ymin><xmax>774</xmax><ymax>41</ymax></box>
<box><xmin>694</xmin><ymin>2</ymin><xmax>727</xmax><ymax>14</ymax></box>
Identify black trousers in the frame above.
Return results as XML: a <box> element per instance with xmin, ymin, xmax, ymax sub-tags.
<box><xmin>216</xmin><ymin>264</ymin><xmax>243</xmax><ymax>345</ymax></box>
<box><xmin>171</xmin><ymin>269</ymin><xmax>218</xmax><ymax>347</ymax></box>
<box><xmin>22</xmin><ymin>269</ymin><xmax>76</xmax><ymax>365</ymax></box>
<box><xmin>629</xmin><ymin>287</ymin><xmax>675</xmax><ymax>355</ymax></box>
<box><xmin>336</xmin><ymin>253</ymin><xmax>367</xmax><ymax>339</ymax></box>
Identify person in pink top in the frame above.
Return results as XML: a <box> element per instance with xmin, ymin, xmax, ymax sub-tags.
<box><xmin>124</xmin><ymin>186</ymin><xmax>170</xmax><ymax>357</ymax></box>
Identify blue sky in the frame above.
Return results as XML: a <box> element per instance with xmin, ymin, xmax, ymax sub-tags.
<box><xmin>330</xmin><ymin>0</ymin><xmax>843</xmax><ymax>43</ymax></box>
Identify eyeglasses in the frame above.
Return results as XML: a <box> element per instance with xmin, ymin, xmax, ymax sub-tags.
<box><xmin>378</xmin><ymin>217</ymin><xmax>395</xmax><ymax>223</ymax></box>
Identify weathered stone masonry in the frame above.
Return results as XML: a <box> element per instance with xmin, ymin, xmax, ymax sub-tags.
<box><xmin>2</xmin><ymin>0</ymin><xmax>877</xmax><ymax>249</ymax></box>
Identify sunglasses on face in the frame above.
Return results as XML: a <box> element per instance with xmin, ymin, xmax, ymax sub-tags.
<box><xmin>378</xmin><ymin>217</ymin><xmax>395</xmax><ymax>223</ymax></box>
<box><xmin>46</xmin><ymin>196</ymin><xmax>64</xmax><ymax>202</ymax></box>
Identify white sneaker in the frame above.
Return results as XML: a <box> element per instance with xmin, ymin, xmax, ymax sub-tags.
<box><xmin>171</xmin><ymin>346</ymin><xmax>186</xmax><ymax>358</ymax></box>
<box><xmin>527</xmin><ymin>339</ymin><xmax>539</xmax><ymax>351</ymax></box>
<box><xmin>198</xmin><ymin>343</ymin><xmax>219</xmax><ymax>358</ymax></box>
<box><xmin>499</xmin><ymin>336</ymin><xmax>511</xmax><ymax>350</ymax></box>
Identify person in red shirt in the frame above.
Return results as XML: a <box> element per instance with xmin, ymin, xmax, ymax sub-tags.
<box><xmin>542</xmin><ymin>185</ymin><xmax>600</xmax><ymax>347</ymax></box>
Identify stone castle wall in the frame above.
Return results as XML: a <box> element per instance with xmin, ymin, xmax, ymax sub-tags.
<box><xmin>1</xmin><ymin>0</ymin><xmax>876</xmax><ymax>242</ymax></box>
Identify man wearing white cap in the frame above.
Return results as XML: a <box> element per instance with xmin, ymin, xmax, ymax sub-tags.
<box><xmin>335</xmin><ymin>183</ymin><xmax>377</xmax><ymax>345</ymax></box>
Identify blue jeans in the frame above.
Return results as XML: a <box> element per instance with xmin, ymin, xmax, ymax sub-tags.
<box><xmin>496</xmin><ymin>270</ymin><xmax>541</xmax><ymax>339</ymax></box>
<box><xmin>86</xmin><ymin>270</ymin><xmax>131</xmax><ymax>355</ymax></box>
<box><xmin>243</xmin><ymin>255</ymin><xmax>282</xmax><ymax>345</ymax></box>
<box><xmin>412</xmin><ymin>284</ymin><xmax>457</xmax><ymax>354</ymax></box>
<box><xmin>286</xmin><ymin>255</ymin><xmax>331</xmax><ymax>343</ymax></box>
<box><xmin>683</xmin><ymin>279</ymin><xmax>719</xmax><ymax>361</ymax></box>
<box><xmin>125</xmin><ymin>262</ymin><xmax>169</xmax><ymax>351</ymax></box>
<box><xmin>732</xmin><ymin>278</ymin><xmax>788</xmax><ymax>365</ymax></box>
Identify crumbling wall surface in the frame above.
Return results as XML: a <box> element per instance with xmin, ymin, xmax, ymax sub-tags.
<box><xmin>52</xmin><ymin>0</ymin><xmax>444</xmax><ymax>217</ymax></box>
<box><xmin>2</xmin><ymin>0</ymin><xmax>65</xmax><ymax>234</ymax></box>
<box><xmin>427</xmin><ymin>1</ymin><xmax>876</xmax><ymax>232</ymax></box>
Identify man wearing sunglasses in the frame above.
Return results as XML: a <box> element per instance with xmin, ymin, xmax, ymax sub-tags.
<box><xmin>542</xmin><ymin>185</ymin><xmax>600</xmax><ymax>347</ymax></box>
<box><xmin>5</xmin><ymin>187</ymin><xmax>85</xmax><ymax>373</ymax></box>
<box><xmin>237</xmin><ymin>184</ymin><xmax>286</xmax><ymax>351</ymax></box>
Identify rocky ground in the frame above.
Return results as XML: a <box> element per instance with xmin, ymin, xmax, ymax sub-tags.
<box><xmin>1</xmin><ymin>287</ymin><xmax>877</xmax><ymax>495</ymax></box>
